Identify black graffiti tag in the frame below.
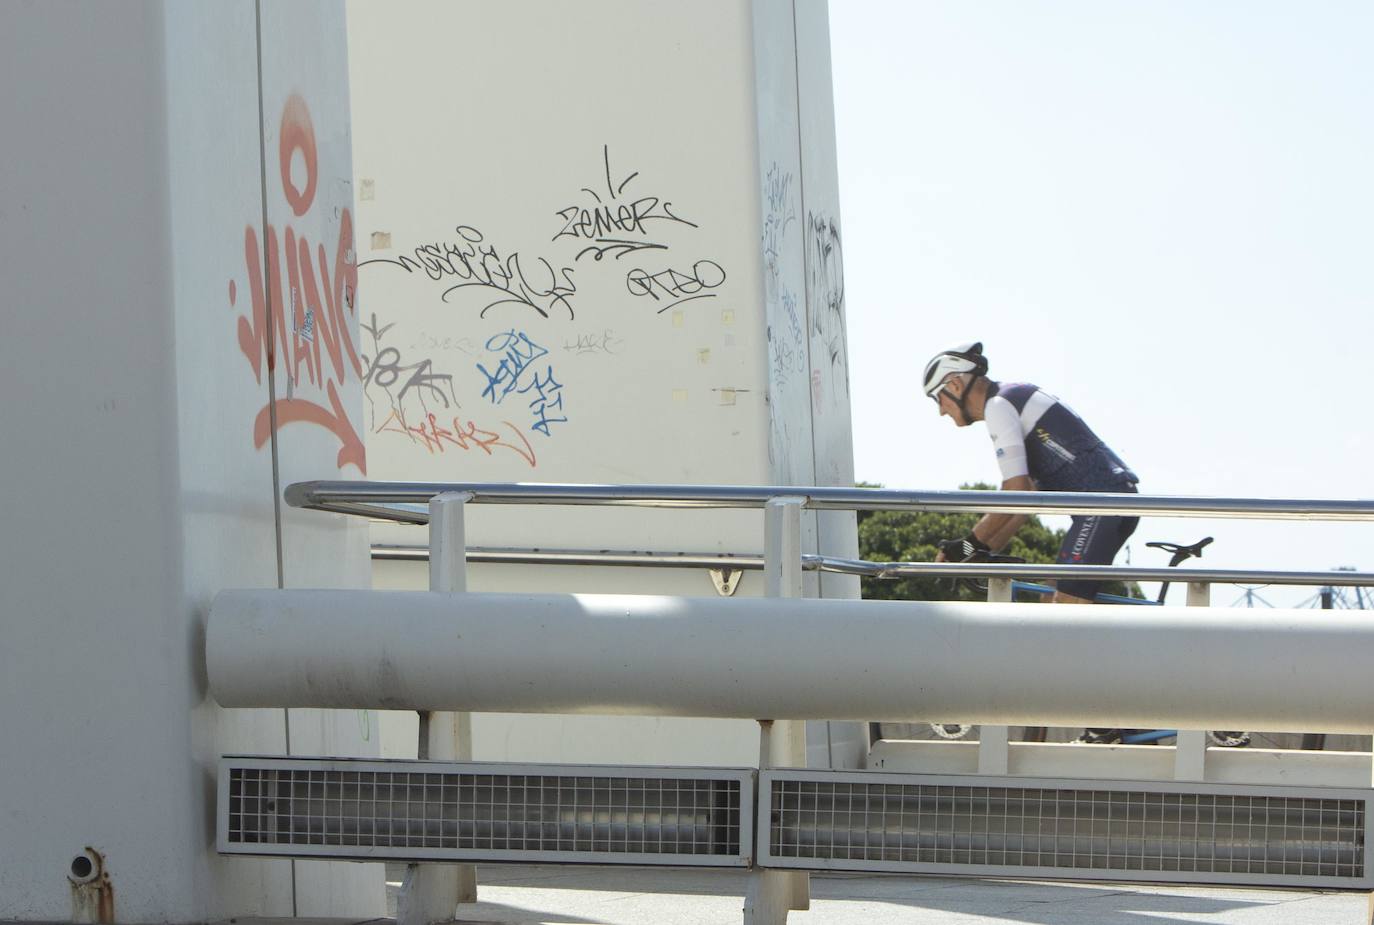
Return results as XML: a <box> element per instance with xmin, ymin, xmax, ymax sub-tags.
<box><xmin>626</xmin><ymin>260</ymin><xmax>726</xmax><ymax>313</ymax></box>
<box><xmin>553</xmin><ymin>145</ymin><xmax>698</xmax><ymax>261</ymax></box>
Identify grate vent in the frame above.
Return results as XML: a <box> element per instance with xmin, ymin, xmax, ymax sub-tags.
<box><xmin>220</xmin><ymin>757</ymin><xmax>751</xmax><ymax>866</ymax></box>
<box><xmin>761</xmin><ymin>770</ymin><xmax>1370</xmax><ymax>888</ymax></box>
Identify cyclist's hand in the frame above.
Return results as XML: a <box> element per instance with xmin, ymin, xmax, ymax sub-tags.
<box><xmin>939</xmin><ymin>535</ymin><xmax>991</xmax><ymax>563</ymax></box>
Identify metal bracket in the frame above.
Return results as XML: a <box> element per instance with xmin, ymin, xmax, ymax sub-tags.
<box><xmin>710</xmin><ymin>568</ymin><xmax>743</xmax><ymax>596</ymax></box>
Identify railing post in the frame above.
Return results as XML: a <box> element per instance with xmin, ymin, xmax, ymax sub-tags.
<box><xmin>399</xmin><ymin>491</ymin><xmax>477</xmax><ymax>925</ymax></box>
<box><xmin>1174</xmin><ymin>581</ymin><xmax>1211</xmax><ymax>781</ymax></box>
<box><xmin>744</xmin><ymin>497</ymin><xmax>809</xmax><ymax>925</ymax></box>
<box><xmin>978</xmin><ymin>578</ymin><xmax>1013</xmax><ymax>775</ymax></box>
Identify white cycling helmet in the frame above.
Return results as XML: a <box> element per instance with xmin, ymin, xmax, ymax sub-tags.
<box><xmin>921</xmin><ymin>342</ymin><xmax>988</xmax><ymax>398</ymax></box>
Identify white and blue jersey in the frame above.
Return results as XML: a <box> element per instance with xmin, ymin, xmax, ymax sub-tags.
<box><xmin>983</xmin><ymin>382</ymin><xmax>1137</xmax><ymax>492</ymax></box>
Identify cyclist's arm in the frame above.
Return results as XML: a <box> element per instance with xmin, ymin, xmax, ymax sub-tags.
<box><xmin>973</xmin><ymin>475</ymin><xmax>1034</xmax><ymax>552</ymax></box>
<box><xmin>977</xmin><ymin>395</ymin><xmax>1035</xmax><ymax>552</ymax></box>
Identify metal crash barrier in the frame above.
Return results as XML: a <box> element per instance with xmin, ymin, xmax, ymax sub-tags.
<box><xmin>209</xmin><ymin>480</ymin><xmax>1374</xmax><ymax>923</ymax></box>
<box><xmin>219</xmin><ymin>757</ymin><xmax>1371</xmax><ymax>889</ymax></box>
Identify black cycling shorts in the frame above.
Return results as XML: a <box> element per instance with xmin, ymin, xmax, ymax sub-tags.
<box><xmin>1055</xmin><ymin>497</ymin><xmax>1139</xmax><ymax>602</ymax></box>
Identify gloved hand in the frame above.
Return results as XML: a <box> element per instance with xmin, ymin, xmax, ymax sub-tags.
<box><xmin>938</xmin><ymin>534</ymin><xmax>991</xmax><ymax>563</ymax></box>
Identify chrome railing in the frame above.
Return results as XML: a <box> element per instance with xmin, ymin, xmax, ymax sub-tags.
<box><xmin>288</xmin><ymin>479</ymin><xmax>1374</xmax><ymax>521</ymax></box>
<box><xmin>286</xmin><ymin>479</ymin><xmax>1374</xmax><ymax>590</ymax></box>
<box><xmin>297</xmin><ymin>480</ymin><xmax>1374</xmax><ymax>784</ymax></box>
<box><xmin>370</xmin><ymin>543</ymin><xmax>1374</xmax><ymax>588</ymax></box>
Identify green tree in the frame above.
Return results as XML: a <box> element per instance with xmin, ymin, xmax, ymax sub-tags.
<box><xmin>856</xmin><ymin>482</ymin><xmax>1139</xmax><ymax>602</ymax></box>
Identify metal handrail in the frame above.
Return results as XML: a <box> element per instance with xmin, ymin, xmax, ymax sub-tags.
<box><xmin>373</xmin><ymin>544</ymin><xmax>767</xmax><ymax>570</ymax></box>
<box><xmin>287</xmin><ymin>480</ymin><xmax>1374</xmax><ymax>523</ymax></box>
<box><xmin>372</xmin><ymin>544</ymin><xmax>1374</xmax><ymax>588</ymax></box>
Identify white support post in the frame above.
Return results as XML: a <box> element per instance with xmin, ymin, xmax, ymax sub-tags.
<box><xmin>743</xmin><ymin>497</ymin><xmax>809</xmax><ymax>925</ymax></box>
<box><xmin>1174</xmin><ymin>582</ymin><xmax>1211</xmax><ymax>782</ymax></box>
<box><xmin>399</xmin><ymin>492</ymin><xmax>476</xmax><ymax>925</ymax></box>
<box><xmin>743</xmin><ymin>721</ymin><xmax>791</xmax><ymax>925</ymax></box>
<box><xmin>978</xmin><ymin>578</ymin><xmax>1013</xmax><ymax>775</ymax></box>
<box><xmin>762</xmin><ymin>498</ymin><xmax>807</xmax><ymax>777</ymax></box>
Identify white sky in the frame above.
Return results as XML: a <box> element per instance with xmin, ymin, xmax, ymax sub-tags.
<box><xmin>829</xmin><ymin>1</ymin><xmax>1374</xmax><ymax>605</ymax></box>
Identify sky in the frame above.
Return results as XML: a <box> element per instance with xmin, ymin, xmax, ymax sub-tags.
<box><xmin>828</xmin><ymin>1</ymin><xmax>1374</xmax><ymax>605</ymax></box>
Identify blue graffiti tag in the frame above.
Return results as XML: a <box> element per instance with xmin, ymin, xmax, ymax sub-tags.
<box><xmin>477</xmin><ymin>330</ymin><xmax>568</xmax><ymax>435</ymax></box>
<box><xmin>519</xmin><ymin>367</ymin><xmax>568</xmax><ymax>435</ymax></box>
<box><xmin>477</xmin><ymin>330</ymin><xmax>549</xmax><ymax>404</ymax></box>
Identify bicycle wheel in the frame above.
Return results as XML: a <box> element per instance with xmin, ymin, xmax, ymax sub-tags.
<box><xmin>928</xmin><ymin>722</ymin><xmax>974</xmax><ymax>740</ymax></box>
<box><xmin>1207</xmin><ymin>730</ymin><xmax>1251</xmax><ymax>748</ymax></box>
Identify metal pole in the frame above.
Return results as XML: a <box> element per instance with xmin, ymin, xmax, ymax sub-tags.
<box><xmin>979</xmin><ymin>578</ymin><xmax>1013</xmax><ymax>775</ymax></box>
<box><xmin>743</xmin><ymin>721</ymin><xmax>788</xmax><ymax>925</ymax></box>
<box><xmin>743</xmin><ymin>497</ymin><xmax>808</xmax><ymax>923</ymax></box>
<box><xmin>399</xmin><ymin>491</ymin><xmax>476</xmax><ymax>925</ymax></box>
<box><xmin>208</xmin><ymin>591</ymin><xmax>1374</xmax><ymax>732</ymax></box>
<box><xmin>285</xmin><ymin>479</ymin><xmax>1374</xmax><ymax>522</ymax></box>
<box><xmin>1303</xmin><ymin>590</ymin><xmax>1336</xmax><ymax>751</ymax></box>
<box><xmin>1174</xmin><ymin>582</ymin><xmax>1211</xmax><ymax>782</ymax></box>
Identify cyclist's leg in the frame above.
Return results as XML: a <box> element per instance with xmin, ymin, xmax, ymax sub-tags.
<box><xmin>1024</xmin><ymin>517</ymin><xmax>1108</xmax><ymax>739</ymax></box>
<box><xmin>1053</xmin><ymin>513</ymin><xmax>1138</xmax><ymax>603</ymax></box>
<box><xmin>1056</xmin><ymin>511</ymin><xmax>1140</xmax><ymax>738</ymax></box>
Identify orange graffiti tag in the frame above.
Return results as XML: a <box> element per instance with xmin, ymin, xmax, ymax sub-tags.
<box><xmin>377</xmin><ymin>409</ymin><xmax>537</xmax><ymax>468</ymax></box>
<box><xmin>230</xmin><ymin>93</ymin><xmax>365</xmax><ymax>473</ymax></box>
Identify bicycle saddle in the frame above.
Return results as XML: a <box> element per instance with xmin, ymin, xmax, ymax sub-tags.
<box><xmin>1145</xmin><ymin>537</ymin><xmax>1213</xmax><ymax>561</ymax></box>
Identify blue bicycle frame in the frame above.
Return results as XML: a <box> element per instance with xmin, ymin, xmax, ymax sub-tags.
<box><xmin>1010</xmin><ymin>581</ymin><xmax>1178</xmax><ymax>744</ymax></box>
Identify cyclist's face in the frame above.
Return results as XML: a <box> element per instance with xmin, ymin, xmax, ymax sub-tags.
<box><xmin>934</xmin><ymin>378</ymin><xmax>972</xmax><ymax>426</ymax></box>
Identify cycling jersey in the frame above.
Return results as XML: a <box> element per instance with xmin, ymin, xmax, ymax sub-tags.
<box><xmin>983</xmin><ymin>381</ymin><xmax>1137</xmax><ymax>491</ymax></box>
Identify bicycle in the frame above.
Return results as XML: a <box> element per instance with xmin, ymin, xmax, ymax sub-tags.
<box><xmin>923</xmin><ymin>536</ymin><xmax>1251</xmax><ymax>748</ymax></box>
<box><xmin>923</xmin><ymin>539</ymin><xmax>1027</xmax><ymax>742</ymax></box>
<box><xmin>1037</xmin><ymin>537</ymin><xmax>1249</xmax><ymax>748</ymax></box>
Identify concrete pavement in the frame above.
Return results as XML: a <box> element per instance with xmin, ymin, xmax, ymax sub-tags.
<box><xmin>378</xmin><ymin>864</ymin><xmax>1369</xmax><ymax>925</ymax></box>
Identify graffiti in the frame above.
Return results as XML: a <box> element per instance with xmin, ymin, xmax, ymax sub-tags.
<box><xmin>375</xmin><ymin>408</ymin><xmax>537</xmax><ymax>467</ymax></box>
<box><xmin>563</xmin><ymin>329</ymin><xmax>624</xmax><ymax>355</ymax></box>
<box><xmin>477</xmin><ymin>330</ymin><xmax>568</xmax><ymax>436</ymax></box>
<box><xmin>359</xmin><ymin>225</ymin><xmax>577</xmax><ymax>320</ymax></box>
<box><xmin>553</xmin><ymin>145</ymin><xmax>698</xmax><ymax>261</ymax></box>
<box><xmin>476</xmin><ymin>330</ymin><xmax>548</xmax><ymax>404</ymax></box>
<box><xmin>410</xmin><ymin>333</ymin><xmax>478</xmax><ymax>356</ymax></box>
<box><xmin>625</xmin><ymin>260</ymin><xmax>726</xmax><ymax>313</ymax></box>
<box><xmin>762</xmin><ymin>162</ymin><xmax>795</xmax><ymax>284</ymax></box>
<box><xmin>781</xmin><ymin>289</ymin><xmax>805</xmax><ymax>364</ymax></box>
<box><xmin>768</xmin><ymin>290</ymin><xmax>808</xmax><ymax>390</ymax></box>
<box><xmin>361</xmin><ymin>317</ymin><xmax>536</xmax><ymax>467</ymax></box>
<box><xmin>768</xmin><ymin>326</ymin><xmax>796</xmax><ymax>389</ymax></box>
<box><xmin>520</xmin><ymin>367</ymin><xmax>567</xmax><ymax>436</ymax></box>
<box><xmin>231</xmin><ymin>93</ymin><xmax>365</xmax><ymax>473</ymax></box>
<box><xmin>805</xmin><ymin>211</ymin><xmax>848</xmax><ymax>401</ymax></box>
<box><xmin>360</xmin><ymin>313</ymin><xmax>459</xmax><ymax>432</ymax></box>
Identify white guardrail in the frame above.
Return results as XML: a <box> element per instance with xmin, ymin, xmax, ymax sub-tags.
<box><xmin>208</xmin><ymin>481</ymin><xmax>1374</xmax><ymax>921</ymax></box>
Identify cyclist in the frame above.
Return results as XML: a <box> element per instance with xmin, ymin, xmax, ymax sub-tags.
<box><xmin>924</xmin><ymin>342</ymin><xmax>1140</xmax><ymax>743</ymax></box>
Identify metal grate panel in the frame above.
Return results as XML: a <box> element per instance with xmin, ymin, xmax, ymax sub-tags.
<box><xmin>219</xmin><ymin>757</ymin><xmax>751</xmax><ymax>866</ymax></box>
<box><xmin>760</xmin><ymin>770</ymin><xmax>1371</xmax><ymax>888</ymax></box>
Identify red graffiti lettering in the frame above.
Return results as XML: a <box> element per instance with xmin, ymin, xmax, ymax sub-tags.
<box><xmin>376</xmin><ymin>409</ymin><xmax>537</xmax><ymax>468</ymax></box>
<box><xmin>280</xmin><ymin>94</ymin><xmax>317</xmax><ymax>217</ymax></box>
<box><xmin>231</xmin><ymin>93</ymin><xmax>365</xmax><ymax>473</ymax></box>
